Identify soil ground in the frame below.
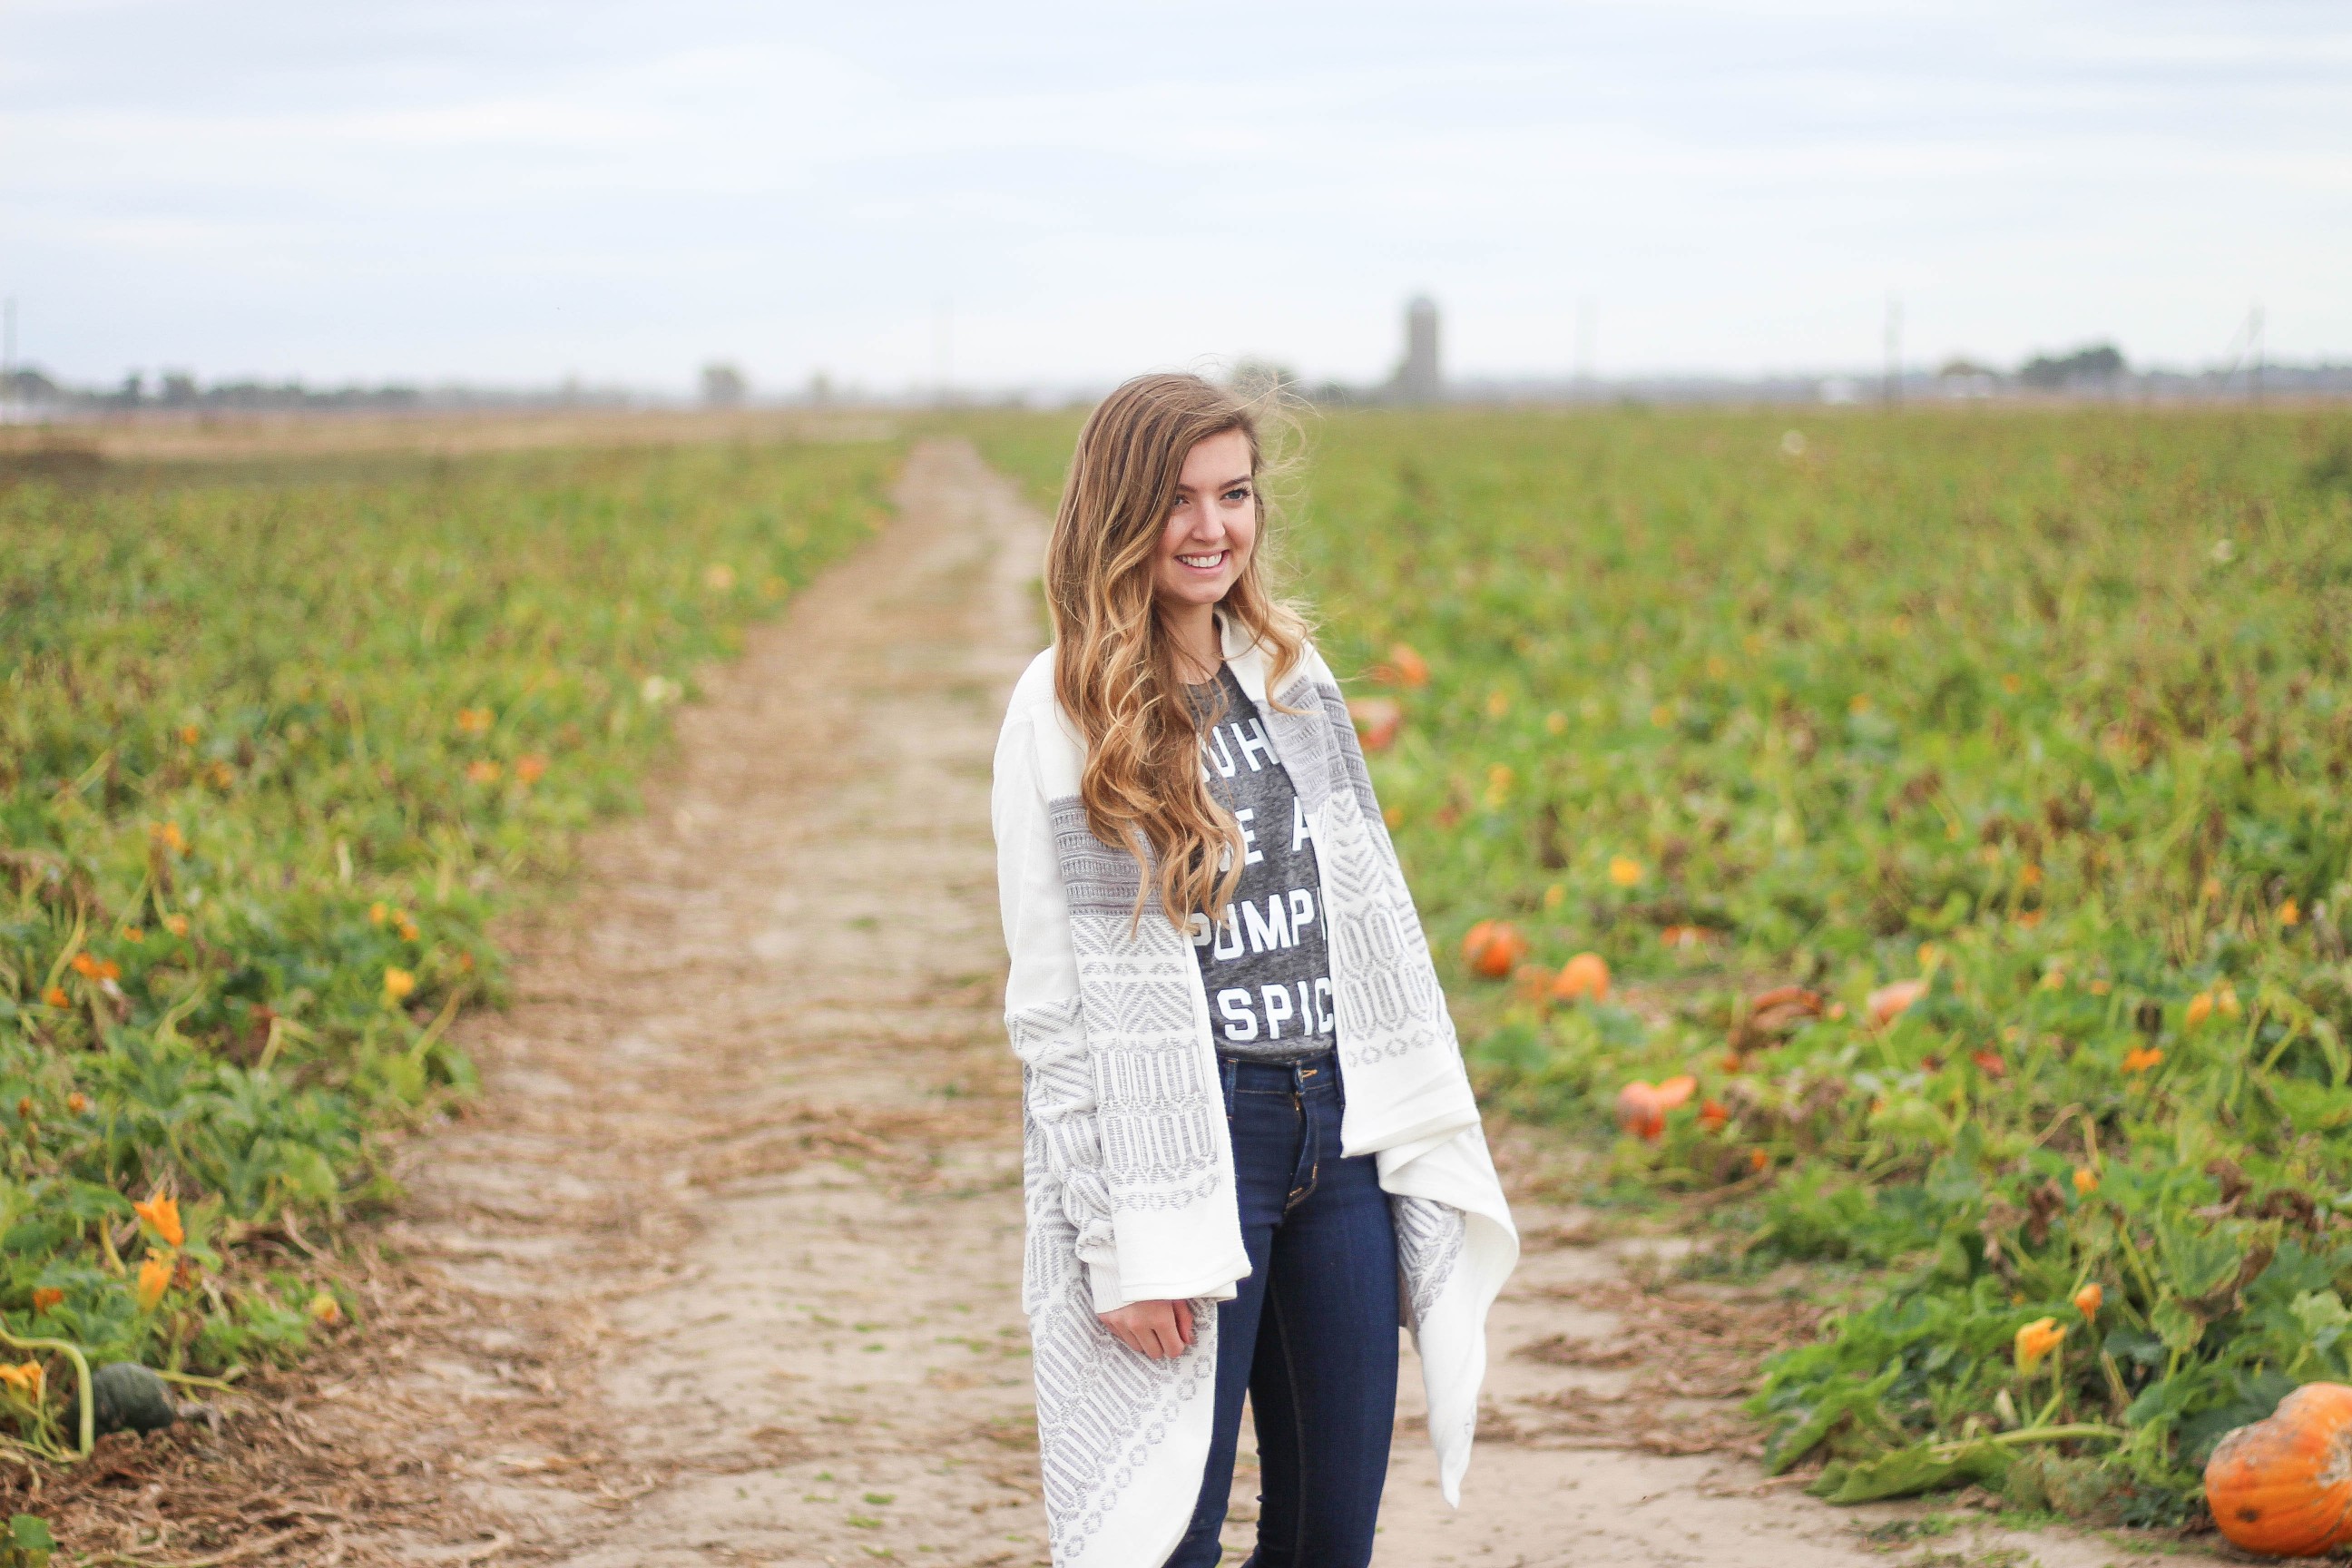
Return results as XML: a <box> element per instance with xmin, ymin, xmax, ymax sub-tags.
<box><xmin>44</xmin><ymin>438</ymin><xmax>2231</xmax><ymax>1567</ymax></box>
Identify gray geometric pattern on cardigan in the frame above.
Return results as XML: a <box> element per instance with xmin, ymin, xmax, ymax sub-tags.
<box><xmin>1261</xmin><ymin>678</ymin><xmax>1452</xmax><ymax>1066</ymax></box>
<box><xmin>1258</xmin><ymin>678</ymin><xmax>1469</xmax><ymax>1317</ymax></box>
<box><xmin>1046</xmin><ymin>799</ymin><xmax>1225</xmax><ymax>1213</ymax></box>
<box><xmin>1014</xmin><ymin>995</ymin><xmax>1219</xmax><ymax>1564</ymax></box>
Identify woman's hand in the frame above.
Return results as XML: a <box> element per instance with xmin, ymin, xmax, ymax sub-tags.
<box><xmin>1098</xmin><ymin>1298</ymin><xmax>1196</xmax><ymax>1359</ymax></box>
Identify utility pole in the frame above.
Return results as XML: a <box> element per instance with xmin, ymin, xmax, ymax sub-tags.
<box><xmin>1573</xmin><ymin>297</ymin><xmax>1595</xmax><ymax>398</ymax></box>
<box><xmin>933</xmin><ymin>295</ymin><xmax>954</xmax><ymax>408</ymax></box>
<box><xmin>2250</xmin><ymin>304</ymin><xmax>2265</xmax><ymax>405</ymax></box>
<box><xmin>1884</xmin><ymin>295</ymin><xmax>1903</xmax><ymax>411</ymax></box>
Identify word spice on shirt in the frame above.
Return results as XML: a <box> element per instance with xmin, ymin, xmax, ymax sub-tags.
<box><xmin>1187</xmin><ymin>668</ymin><xmax>1336</xmax><ymax>1064</ymax></box>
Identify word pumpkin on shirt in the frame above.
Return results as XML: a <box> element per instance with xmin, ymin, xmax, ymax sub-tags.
<box><xmin>1188</xmin><ymin>669</ymin><xmax>1337</xmax><ymax>1063</ymax></box>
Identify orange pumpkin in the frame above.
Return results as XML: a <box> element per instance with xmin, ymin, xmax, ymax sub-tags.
<box><xmin>1460</xmin><ymin>920</ymin><xmax>1528</xmax><ymax>979</ymax></box>
<box><xmin>2206</xmin><ymin>1382</ymin><xmax>2352</xmax><ymax>1556</ymax></box>
<box><xmin>1614</xmin><ymin>1073</ymin><xmax>1698</xmax><ymax>1141</ymax></box>
<box><xmin>1367</xmin><ymin>642</ymin><xmax>1430</xmax><ymax>690</ymax></box>
<box><xmin>1749</xmin><ymin>984</ymin><xmax>1823</xmax><ymax>1018</ymax></box>
<box><xmin>1348</xmin><ymin>697</ymin><xmax>1403</xmax><ymax>753</ymax></box>
<box><xmin>1615</xmin><ymin>1082</ymin><xmax>1665</xmax><ymax>1141</ymax></box>
<box><xmin>1550</xmin><ymin>951</ymin><xmax>1612</xmax><ymax>1004</ymax></box>
<box><xmin>1867</xmin><ymin>978</ymin><xmax>1927</xmax><ymax>1027</ymax></box>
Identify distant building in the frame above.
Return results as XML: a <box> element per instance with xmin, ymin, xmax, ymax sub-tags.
<box><xmin>1938</xmin><ymin>358</ymin><xmax>1998</xmax><ymax>399</ymax></box>
<box><xmin>701</xmin><ymin>362</ymin><xmax>748</xmax><ymax>407</ymax></box>
<box><xmin>1394</xmin><ymin>296</ymin><xmax>1441</xmax><ymax>404</ymax></box>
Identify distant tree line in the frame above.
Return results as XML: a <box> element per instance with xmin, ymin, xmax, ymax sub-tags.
<box><xmin>3</xmin><ymin>367</ymin><xmax>426</xmax><ymax>413</ymax></box>
<box><xmin>2015</xmin><ymin>344</ymin><xmax>2126</xmax><ymax>389</ymax></box>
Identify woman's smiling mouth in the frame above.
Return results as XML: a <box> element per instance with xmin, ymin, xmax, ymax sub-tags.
<box><xmin>1177</xmin><ymin>550</ymin><xmax>1229</xmax><ymax>570</ymax></box>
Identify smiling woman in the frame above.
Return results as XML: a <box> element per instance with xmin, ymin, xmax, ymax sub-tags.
<box><xmin>993</xmin><ymin>374</ymin><xmax>1517</xmax><ymax>1567</ymax></box>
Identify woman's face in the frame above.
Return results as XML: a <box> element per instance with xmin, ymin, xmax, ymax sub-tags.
<box><xmin>1152</xmin><ymin>427</ymin><xmax>1256</xmax><ymax>615</ymax></box>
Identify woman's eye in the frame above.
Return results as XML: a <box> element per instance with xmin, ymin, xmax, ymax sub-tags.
<box><xmin>1222</xmin><ymin>486</ymin><xmax>1251</xmax><ymax>503</ymax></box>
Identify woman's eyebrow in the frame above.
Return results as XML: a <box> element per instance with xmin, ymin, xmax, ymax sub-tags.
<box><xmin>1176</xmin><ymin>472</ymin><xmax>1254</xmax><ymax>494</ymax></box>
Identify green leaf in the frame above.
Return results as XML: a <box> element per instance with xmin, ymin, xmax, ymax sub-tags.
<box><xmin>2273</xmin><ymin>1078</ymin><xmax>2352</xmax><ymax>1133</ymax></box>
<box><xmin>2154</xmin><ymin>1216</ymin><xmax>2242</xmax><ymax>1302</ymax></box>
<box><xmin>1809</xmin><ymin>1441</ymin><xmax>2012</xmax><ymax>1504</ymax></box>
<box><xmin>2291</xmin><ymin>1289</ymin><xmax>2351</xmax><ymax>1338</ymax></box>
<box><xmin>6</xmin><ymin>1519</ymin><xmax>54</xmax><ymax>1551</ymax></box>
<box><xmin>2152</xmin><ymin>1298</ymin><xmax>2206</xmax><ymax>1353</ymax></box>
<box><xmin>1762</xmin><ymin>1364</ymin><xmax>1902</xmax><ymax>1475</ymax></box>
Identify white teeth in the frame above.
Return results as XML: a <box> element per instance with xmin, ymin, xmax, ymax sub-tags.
<box><xmin>1178</xmin><ymin>552</ymin><xmax>1226</xmax><ymax>568</ymax></box>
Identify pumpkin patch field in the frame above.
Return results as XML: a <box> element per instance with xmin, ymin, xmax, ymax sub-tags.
<box><xmin>0</xmin><ymin>436</ymin><xmax>891</xmax><ymax>1458</ymax></box>
<box><xmin>972</xmin><ymin>404</ymin><xmax>2352</xmax><ymax>1530</ymax></box>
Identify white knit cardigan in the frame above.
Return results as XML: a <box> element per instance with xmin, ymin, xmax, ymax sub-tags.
<box><xmin>992</xmin><ymin>620</ymin><xmax>1519</xmax><ymax>1568</ymax></box>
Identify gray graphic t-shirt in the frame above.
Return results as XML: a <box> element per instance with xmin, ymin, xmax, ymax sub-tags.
<box><xmin>1187</xmin><ymin>666</ymin><xmax>1337</xmax><ymax>1064</ymax></box>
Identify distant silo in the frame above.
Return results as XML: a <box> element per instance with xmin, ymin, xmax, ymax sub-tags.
<box><xmin>1396</xmin><ymin>296</ymin><xmax>1442</xmax><ymax>405</ymax></box>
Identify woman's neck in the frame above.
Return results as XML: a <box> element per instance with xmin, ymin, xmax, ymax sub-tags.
<box><xmin>1161</xmin><ymin>601</ymin><xmax>1222</xmax><ymax>685</ymax></box>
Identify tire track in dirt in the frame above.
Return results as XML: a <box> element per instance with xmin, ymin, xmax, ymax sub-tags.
<box><xmin>345</xmin><ymin>439</ymin><xmax>2221</xmax><ymax>1568</ymax></box>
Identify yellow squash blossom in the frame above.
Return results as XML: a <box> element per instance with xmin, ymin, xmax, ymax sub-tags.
<box><xmin>0</xmin><ymin>1361</ymin><xmax>44</xmax><ymax>1398</ymax></box>
<box><xmin>136</xmin><ymin>1253</ymin><xmax>174</xmax><ymax>1312</ymax></box>
<box><xmin>2074</xmin><ymin>1283</ymin><xmax>2103</xmax><ymax>1318</ymax></box>
<box><xmin>383</xmin><ymin>967</ymin><xmax>417</xmax><ymax>1002</ymax></box>
<box><xmin>1608</xmin><ymin>856</ymin><xmax>1643</xmax><ymax>887</ymax></box>
<box><xmin>2014</xmin><ymin>1317</ymin><xmax>2066</xmax><ymax>1375</ymax></box>
<box><xmin>132</xmin><ymin>1191</ymin><xmax>184</xmax><ymax>1248</ymax></box>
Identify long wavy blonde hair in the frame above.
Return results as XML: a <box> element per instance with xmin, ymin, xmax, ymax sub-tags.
<box><xmin>1047</xmin><ymin>372</ymin><xmax>1311</xmax><ymax>930</ymax></box>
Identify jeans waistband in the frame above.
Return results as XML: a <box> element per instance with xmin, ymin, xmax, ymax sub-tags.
<box><xmin>1222</xmin><ymin>1052</ymin><xmax>1342</xmax><ymax>1099</ymax></box>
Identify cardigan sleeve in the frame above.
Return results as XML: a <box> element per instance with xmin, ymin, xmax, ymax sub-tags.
<box><xmin>993</xmin><ymin>705</ymin><xmax>1131</xmax><ymax>1314</ymax></box>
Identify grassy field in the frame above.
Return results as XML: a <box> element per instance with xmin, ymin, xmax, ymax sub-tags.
<box><xmin>968</xmin><ymin>402</ymin><xmax>2352</xmax><ymax>1524</ymax></box>
<box><xmin>0</xmin><ymin>434</ymin><xmax>895</xmax><ymax>1455</ymax></box>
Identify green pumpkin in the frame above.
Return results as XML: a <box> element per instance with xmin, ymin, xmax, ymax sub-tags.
<box><xmin>90</xmin><ymin>1363</ymin><xmax>177</xmax><ymax>1436</ymax></box>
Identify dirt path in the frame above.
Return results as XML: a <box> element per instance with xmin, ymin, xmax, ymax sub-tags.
<box><xmin>342</xmin><ymin>440</ymin><xmax>2217</xmax><ymax>1568</ymax></box>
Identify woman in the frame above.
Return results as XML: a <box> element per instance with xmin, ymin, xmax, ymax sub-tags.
<box><xmin>993</xmin><ymin>372</ymin><xmax>1516</xmax><ymax>1568</ymax></box>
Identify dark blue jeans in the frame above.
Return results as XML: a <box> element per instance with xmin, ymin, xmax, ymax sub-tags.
<box><xmin>1165</xmin><ymin>1054</ymin><xmax>1399</xmax><ymax>1568</ymax></box>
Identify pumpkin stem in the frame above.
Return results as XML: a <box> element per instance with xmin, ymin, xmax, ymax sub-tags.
<box><xmin>1936</xmin><ymin>1421</ymin><xmax>2122</xmax><ymax>1458</ymax></box>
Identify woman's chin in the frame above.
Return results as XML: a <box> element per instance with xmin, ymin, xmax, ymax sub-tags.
<box><xmin>1161</xmin><ymin>577</ymin><xmax>1235</xmax><ymax>608</ymax></box>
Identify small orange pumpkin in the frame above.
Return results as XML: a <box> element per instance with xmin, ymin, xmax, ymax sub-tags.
<box><xmin>2206</xmin><ymin>1382</ymin><xmax>2352</xmax><ymax>1556</ymax></box>
<box><xmin>1460</xmin><ymin>920</ymin><xmax>1528</xmax><ymax>979</ymax></box>
<box><xmin>1551</xmin><ymin>951</ymin><xmax>1611</xmax><ymax>1004</ymax></box>
<box><xmin>1867</xmin><ymin>978</ymin><xmax>1927</xmax><ymax>1027</ymax></box>
<box><xmin>1615</xmin><ymin>1081</ymin><xmax>1665</xmax><ymax>1141</ymax></box>
<box><xmin>1348</xmin><ymin>697</ymin><xmax>1403</xmax><ymax>753</ymax></box>
<box><xmin>1367</xmin><ymin>643</ymin><xmax>1430</xmax><ymax>690</ymax></box>
<box><xmin>1614</xmin><ymin>1073</ymin><xmax>1698</xmax><ymax>1142</ymax></box>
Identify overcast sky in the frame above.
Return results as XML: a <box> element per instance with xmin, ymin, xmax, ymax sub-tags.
<box><xmin>5</xmin><ymin>0</ymin><xmax>2347</xmax><ymax>393</ymax></box>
